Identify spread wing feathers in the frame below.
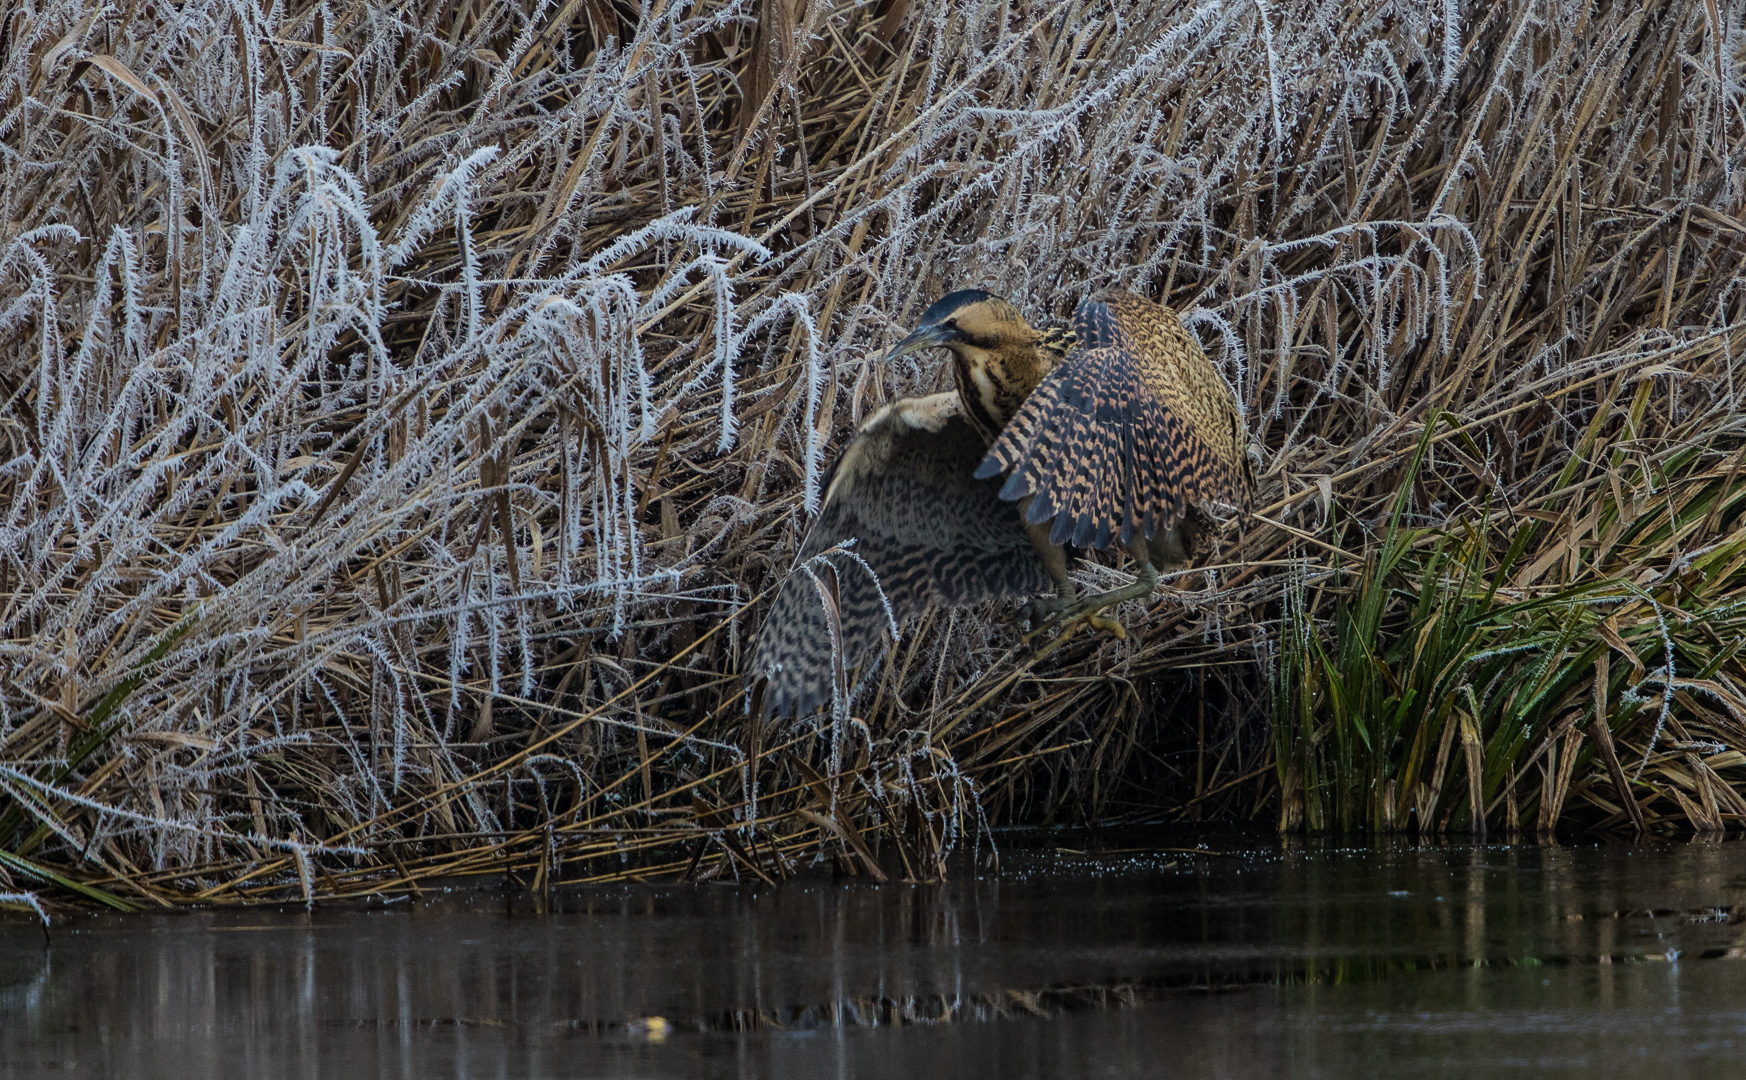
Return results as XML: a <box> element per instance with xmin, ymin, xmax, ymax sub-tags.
<box><xmin>748</xmin><ymin>394</ymin><xmax>1052</xmax><ymax>719</ymax></box>
<box><xmin>975</xmin><ymin>290</ymin><xmax>1249</xmax><ymax>550</ymax></box>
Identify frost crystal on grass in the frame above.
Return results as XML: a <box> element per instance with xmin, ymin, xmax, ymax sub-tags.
<box><xmin>1</xmin><ymin>0</ymin><xmax>1743</xmax><ymax>893</ymax></box>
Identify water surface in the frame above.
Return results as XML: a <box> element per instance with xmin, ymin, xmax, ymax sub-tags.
<box><xmin>3</xmin><ymin>833</ymin><xmax>1744</xmax><ymax>1077</ymax></box>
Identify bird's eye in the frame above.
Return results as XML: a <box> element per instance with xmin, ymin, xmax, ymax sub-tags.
<box><xmin>943</xmin><ymin>318</ymin><xmax>958</xmax><ymax>330</ymax></box>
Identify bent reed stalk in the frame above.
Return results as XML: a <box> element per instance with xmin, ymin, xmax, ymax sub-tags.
<box><xmin>1</xmin><ymin>0</ymin><xmax>1745</xmax><ymax>909</ymax></box>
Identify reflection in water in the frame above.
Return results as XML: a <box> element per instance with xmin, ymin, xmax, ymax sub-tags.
<box><xmin>1</xmin><ymin>836</ymin><xmax>1744</xmax><ymax>1078</ymax></box>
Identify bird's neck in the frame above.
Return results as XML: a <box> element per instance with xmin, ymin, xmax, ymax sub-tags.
<box><xmin>951</xmin><ymin>325</ymin><xmax>1075</xmax><ymax>445</ymax></box>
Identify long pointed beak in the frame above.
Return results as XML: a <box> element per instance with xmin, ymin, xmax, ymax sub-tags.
<box><xmin>882</xmin><ymin>323</ymin><xmax>958</xmax><ymax>363</ymax></box>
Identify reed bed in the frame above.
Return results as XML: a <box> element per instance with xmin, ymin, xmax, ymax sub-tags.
<box><xmin>1</xmin><ymin>0</ymin><xmax>1745</xmax><ymax>910</ymax></box>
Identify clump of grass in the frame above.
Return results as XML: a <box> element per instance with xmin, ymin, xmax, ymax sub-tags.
<box><xmin>0</xmin><ymin>0</ymin><xmax>1744</xmax><ymax>906</ymax></box>
<box><xmin>1277</xmin><ymin>405</ymin><xmax>1746</xmax><ymax>835</ymax></box>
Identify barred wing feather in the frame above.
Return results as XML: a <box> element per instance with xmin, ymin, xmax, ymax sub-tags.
<box><xmin>748</xmin><ymin>395</ymin><xmax>1051</xmax><ymax>719</ymax></box>
<box><xmin>975</xmin><ymin>291</ymin><xmax>1248</xmax><ymax>550</ymax></box>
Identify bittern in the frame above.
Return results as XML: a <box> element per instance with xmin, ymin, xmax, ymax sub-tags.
<box><xmin>746</xmin><ymin>288</ymin><xmax>1251</xmax><ymax>719</ymax></box>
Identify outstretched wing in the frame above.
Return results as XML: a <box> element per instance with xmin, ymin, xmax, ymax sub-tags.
<box><xmin>975</xmin><ymin>290</ymin><xmax>1250</xmax><ymax>550</ymax></box>
<box><xmin>747</xmin><ymin>393</ymin><xmax>1051</xmax><ymax>720</ymax></box>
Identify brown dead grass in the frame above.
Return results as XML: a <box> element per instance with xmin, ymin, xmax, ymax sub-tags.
<box><xmin>2</xmin><ymin>0</ymin><xmax>1745</xmax><ymax>908</ymax></box>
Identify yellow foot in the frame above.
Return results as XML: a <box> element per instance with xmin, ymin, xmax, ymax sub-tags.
<box><xmin>1086</xmin><ymin>612</ymin><xmax>1126</xmax><ymax>639</ymax></box>
<box><xmin>1022</xmin><ymin>563</ymin><xmax>1160</xmax><ymax>648</ymax></box>
<box><xmin>1022</xmin><ymin>607</ymin><xmax>1127</xmax><ymax>648</ymax></box>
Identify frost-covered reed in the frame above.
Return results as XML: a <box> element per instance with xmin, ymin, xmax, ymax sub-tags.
<box><xmin>0</xmin><ymin>0</ymin><xmax>1744</xmax><ymax>905</ymax></box>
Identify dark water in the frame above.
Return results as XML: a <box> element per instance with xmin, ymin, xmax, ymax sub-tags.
<box><xmin>3</xmin><ymin>833</ymin><xmax>1745</xmax><ymax>1078</ymax></box>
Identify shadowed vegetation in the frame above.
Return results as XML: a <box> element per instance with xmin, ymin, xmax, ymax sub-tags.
<box><xmin>1</xmin><ymin>0</ymin><xmax>1745</xmax><ymax>908</ymax></box>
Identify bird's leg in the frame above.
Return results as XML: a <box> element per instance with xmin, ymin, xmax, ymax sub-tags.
<box><xmin>1041</xmin><ymin>535</ymin><xmax>1175</xmax><ymax>641</ymax></box>
<box><xmin>1055</xmin><ymin>559</ymin><xmax>1160</xmax><ymax>637</ymax></box>
<box><xmin>1020</xmin><ymin>586</ymin><xmax>1070</xmax><ymax>628</ymax></box>
<box><xmin>1018</xmin><ymin>517</ymin><xmax>1074</xmax><ymax>630</ymax></box>
<box><xmin>1019</xmin><ymin>515</ymin><xmax>1125</xmax><ymax>642</ymax></box>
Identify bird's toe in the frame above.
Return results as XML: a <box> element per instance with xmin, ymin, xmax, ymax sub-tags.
<box><xmin>1086</xmin><ymin>612</ymin><xmax>1126</xmax><ymax>639</ymax></box>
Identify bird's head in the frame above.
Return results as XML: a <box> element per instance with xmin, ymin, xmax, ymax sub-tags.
<box><xmin>882</xmin><ymin>290</ymin><xmax>1036</xmax><ymax>364</ymax></box>
<box><xmin>882</xmin><ymin>290</ymin><xmax>1072</xmax><ymax>440</ymax></box>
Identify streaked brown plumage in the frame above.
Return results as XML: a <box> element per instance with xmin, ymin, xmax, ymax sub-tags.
<box><xmin>746</xmin><ymin>288</ymin><xmax>1250</xmax><ymax>720</ymax></box>
<box><xmin>981</xmin><ymin>290</ymin><xmax>1250</xmax><ymax>557</ymax></box>
<box><xmin>746</xmin><ymin>392</ymin><xmax>1052</xmax><ymax>719</ymax></box>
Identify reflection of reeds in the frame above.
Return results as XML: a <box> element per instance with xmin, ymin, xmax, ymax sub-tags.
<box><xmin>1</xmin><ymin>1</ymin><xmax>1745</xmax><ymax>906</ymax></box>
